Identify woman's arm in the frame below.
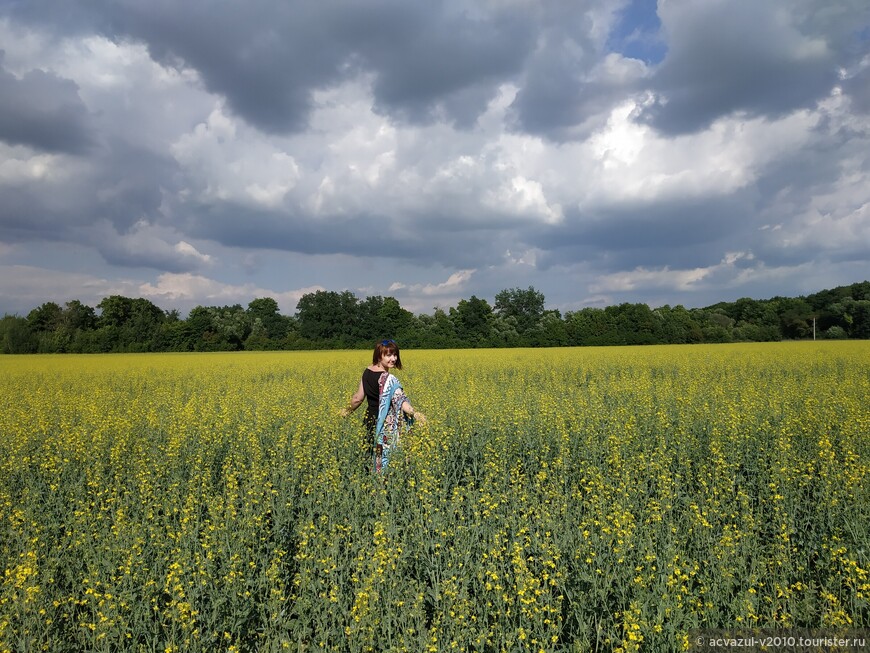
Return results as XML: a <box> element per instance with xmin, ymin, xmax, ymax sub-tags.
<box><xmin>340</xmin><ymin>379</ymin><xmax>365</xmax><ymax>417</ymax></box>
<box><xmin>401</xmin><ymin>399</ymin><xmax>426</xmax><ymax>424</ymax></box>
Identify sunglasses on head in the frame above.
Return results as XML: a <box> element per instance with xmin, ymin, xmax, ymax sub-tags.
<box><xmin>381</xmin><ymin>339</ymin><xmax>395</xmax><ymax>346</ymax></box>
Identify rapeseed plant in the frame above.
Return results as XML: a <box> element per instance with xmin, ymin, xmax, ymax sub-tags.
<box><xmin>0</xmin><ymin>343</ymin><xmax>867</xmax><ymax>651</ymax></box>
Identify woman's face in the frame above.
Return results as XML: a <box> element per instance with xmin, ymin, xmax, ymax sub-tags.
<box><xmin>379</xmin><ymin>350</ymin><xmax>398</xmax><ymax>369</ymax></box>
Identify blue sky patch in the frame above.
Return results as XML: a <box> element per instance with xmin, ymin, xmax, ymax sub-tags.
<box><xmin>607</xmin><ymin>0</ymin><xmax>666</xmax><ymax>64</ymax></box>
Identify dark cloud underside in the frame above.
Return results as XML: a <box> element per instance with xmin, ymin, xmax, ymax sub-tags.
<box><xmin>639</xmin><ymin>1</ymin><xmax>838</xmax><ymax>135</ymax></box>
<box><xmin>0</xmin><ymin>56</ymin><xmax>93</xmax><ymax>153</ymax></box>
<box><xmin>8</xmin><ymin>0</ymin><xmax>537</xmax><ymax>134</ymax></box>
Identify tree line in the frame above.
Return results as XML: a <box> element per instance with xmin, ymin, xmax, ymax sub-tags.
<box><xmin>2</xmin><ymin>281</ymin><xmax>868</xmax><ymax>354</ymax></box>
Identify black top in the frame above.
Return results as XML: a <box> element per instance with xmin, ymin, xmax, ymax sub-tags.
<box><xmin>362</xmin><ymin>368</ymin><xmax>383</xmax><ymax>432</ymax></box>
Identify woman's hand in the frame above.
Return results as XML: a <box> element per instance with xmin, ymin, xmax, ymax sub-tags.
<box><xmin>401</xmin><ymin>400</ymin><xmax>425</xmax><ymax>424</ymax></box>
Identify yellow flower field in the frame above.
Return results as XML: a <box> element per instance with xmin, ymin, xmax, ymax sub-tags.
<box><xmin>1</xmin><ymin>342</ymin><xmax>868</xmax><ymax>652</ymax></box>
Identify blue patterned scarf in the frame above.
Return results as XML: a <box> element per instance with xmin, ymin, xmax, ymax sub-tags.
<box><xmin>374</xmin><ymin>372</ymin><xmax>414</xmax><ymax>472</ymax></box>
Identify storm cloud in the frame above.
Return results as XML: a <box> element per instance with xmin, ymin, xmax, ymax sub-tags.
<box><xmin>0</xmin><ymin>55</ymin><xmax>93</xmax><ymax>153</ymax></box>
<box><xmin>0</xmin><ymin>0</ymin><xmax>868</xmax><ymax>316</ymax></box>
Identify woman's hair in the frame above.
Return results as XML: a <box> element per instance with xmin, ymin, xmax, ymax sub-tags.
<box><xmin>373</xmin><ymin>339</ymin><xmax>402</xmax><ymax>369</ymax></box>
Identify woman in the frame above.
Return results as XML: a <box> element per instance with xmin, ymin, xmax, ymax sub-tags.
<box><xmin>340</xmin><ymin>339</ymin><xmax>426</xmax><ymax>472</ymax></box>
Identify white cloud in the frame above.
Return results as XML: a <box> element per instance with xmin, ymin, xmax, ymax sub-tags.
<box><xmin>87</xmin><ymin>220</ymin><xmax>214</xmax><ymax>271</ymax></box>
<box><xmin>778</xmin><ymin>108</ymin><xmax>869</xmax><ymax>252</ymax></box>
<box><xmin>0</xmin><ymin>25</ymin><xmax>211</xmax><ymax>153</ymax></box>
<box><xmin>0</xmin><ymin>263</ymin><xmax>324</xmax><ymax>316</ymax></box>
<box><xmin>387</xmin><ymin>269</ymin><xmax>478</xmax><ymax>311</ymax></box>
<box><xmin>0</xmin><ymin>144</ymin><xmax>66</xmax><ymax>183</ymax></box>
<box><xmin>172</xmin><ymin>105</ymin><xmax>300</xmax><ymax>209</ymax></box>
<box><xmin>503</xmin><ymin>248</ymin><xmax>541</xmax><ymax>267</ymax></box>
<box><xmin>139</xmin><ymin>273</ymin><xmax>323</xmax><ymax>314</ymax></box>
<box><xmin>0</xmin><ymin>264</ymin><xmax>140</xmax><ymax>311</ymax></box>
<box><xmin>780</xmin><ymin>190</ymin><xmax>870</xmax><ymax>252</ymax></box>
<box><xmin>599</xmin><ymin>52</ymin><xmax>649</xmax><ymax>84</ymax></box>
<box><xmin>389</xmin><ymin>269</ymin><xmax>475</xmax><ymax>296</ymax></box>
<box><xmin>590</xmin><ymin>252</ymin><xmax>755</xmax><ymax>293</ymax></box>
<box><xmin>577</xmin><ymin>99</ymin><xmax>821</xmax><ymax>207</ymax></box>
<box><xmin>312</xmin><ymin>83</ymin><xmax>399</xmax><ymax>187</ymax></box>
<box><xmin>174</xmin><ymin>241</ymin><xmax>212</xmax><ymax>264</ymax></box>
<box><xmin>483</xmin><ymin>175</ymin><xmax>563</xmax><ymax>223</ymax></box>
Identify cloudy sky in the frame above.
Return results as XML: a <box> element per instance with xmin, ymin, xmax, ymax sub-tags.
<box><xmin>1</xmin><ymin>0</ymin><xmax>868</xmax><ymax>317</ymax></box>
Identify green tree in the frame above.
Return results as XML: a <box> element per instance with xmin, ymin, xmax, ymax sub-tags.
<box><xmin>57</xmin><ymin>300</ymin><xmax>97</xmax><ymax>352</ymax></box>
<box><xmin>847</xmin><ymin>300</ymin><xmax>870</xmax><ymax>338</ymax></box>
<box><xmin>207</xmin><ymin>305</ymin><xmax>251</xmax><ymax>350</ymax></box>
<box><xmin>296</xmin><ymin>290</ymin><xmax>360</xmax><ymax>344</ymax></box>
<box><xmin>450</xmin><ymin>296</ymin><xmax>494</xmax><ymax>346</ymax></box>
<box><xmin>611</xmin><ymin>303</ymin><xmax>660</xmax><ymax>344</ymax></box>
<box><xmin>61</xmin><ymin>300</ymin><xmax>97</xmax><ymax>332</ymax></box>
<box><xmin>494</xmin><ymin>286</ymin><xmax>546</xmax><ymax>337</ymax></box>
<box><xmin>529</xmin><ymin>310</ymin><xmax>567</xmax><ymax>347</ymax></box>
<box><xmin>129</xmin><ymin>298</ymin><xmax>167</xmax><ymax>350</ymax></box>
<box><xmin>247</xmin><ymin>297</ymin><xmax>289</xmax><ymax>340</ymax></box>
<box><xmin>184</xmin><ymin>306</ymin><xmax>218</xmax><ymax>351</ymax></box>
<box><xmin>27</xmin><ymin>302</ymin><xmax>63</xmax><ymax>333</ymax></box>
<box><xmin>378</xmin><ymin>297</ymin><xmax>414</xmax><ymax>339</ymax></box>
<box><xmin>25</xmin><ymin>302</ymin><xmax>67</xmax><ymax>351</ymax></box>
<box><xmin>93</xmin><ymin>296</ymin><xmax>169</xmax><ymax>351</ymax></box>
<box><xmin>244</xmin><ymin>319</ymin><xmax>272</xmax><ymax>350</ymax></box>
<box><xmin>491</xmin><ymin>314</ymin><xmax>520</xmax><ymax>347</ymax></box>
<box><xmin>654</xmin><ymin>305</ymin><xmax>703</xmax><ymax>344</ymax></box>
<box><xmin>413</xmin><ymin>308</ymin><xmax>457</xmax><ymax>348</ymax></box>
<box><xmin>564</xmin><ymin>308</ymin><xmax>616</xmax><ymax>346</ymax></box>
<box><xmin>774</xmin><ymin>297</ymin><xmax>813</xmax><ymax>339</ymax></box>
<box><xmin>357</xmin><ymin>295</ymin><xmax>386</xmax><ymax>342</ymax></box>
<box><xmin>1</xmin><ymin>315</ymin><xmax>36</xmax><ymax>353</ymax></box>
<box><xmin>97</xmin><ymin>295</ymin><xmax>135</xmax><ymax>329</ymax></box>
